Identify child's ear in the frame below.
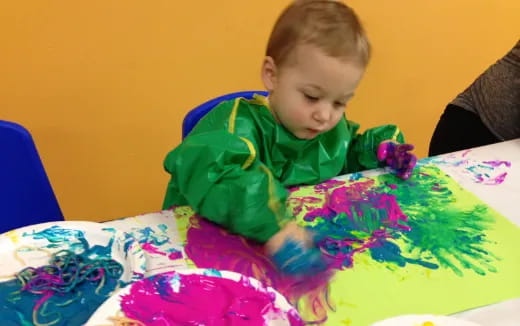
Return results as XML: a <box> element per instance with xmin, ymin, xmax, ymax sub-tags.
<box><xmin>261</xmin><ymin>56</ymin><xmax>277</xmax><ymax>91</ymax></box>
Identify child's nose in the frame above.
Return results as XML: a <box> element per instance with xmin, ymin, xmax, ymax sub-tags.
<box><xmin>312</xmin><ymin>109</ymin><xmax>330</xmax><ymax>123</ymax></box>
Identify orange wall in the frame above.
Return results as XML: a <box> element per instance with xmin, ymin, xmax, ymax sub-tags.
<box><xmin>1</xmin><ymin>1</ymin><xmax>519</xmax><ymax>221</ymax></box>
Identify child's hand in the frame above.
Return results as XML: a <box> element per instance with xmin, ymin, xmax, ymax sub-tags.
<box><xmin>266</xmin><ymin>222</ymin><xmax>327</xmax><ymax>276</ymax></box>
<box><xmin>377</xmin><ymin>140</ymin><xmax>417</xmax><ymax>180</ymax></box>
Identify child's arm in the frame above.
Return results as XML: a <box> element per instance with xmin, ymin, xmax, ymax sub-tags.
<box><xmin>344</xmin><ymin>121</ymin><xmax>416</xmax><ymax>179</ymax></box>
<box><xmin>165</xmin><ymin>128</ymin><xmax>328</xmax><ymax>275</ymax></box>
<box><xmin>164</xmin><ymin>128</ymin><xmax>289</xmax><ymax>243</ymax></box>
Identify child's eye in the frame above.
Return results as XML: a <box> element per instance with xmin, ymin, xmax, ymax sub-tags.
<box><xmin>334</xmin><ymin>102</ymin><xmax>346</xmax><ymax>109</ymax></box>
<box><xmin>304</xmin><ymin>94</ymin><xmax>319</xmax><ymax>102</ymax></box>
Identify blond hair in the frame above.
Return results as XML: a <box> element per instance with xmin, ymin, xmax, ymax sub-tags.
<box><xmin>266</xmin><ymin>0</ymin><xmax>370</xmax><ymax>67</ymax></box>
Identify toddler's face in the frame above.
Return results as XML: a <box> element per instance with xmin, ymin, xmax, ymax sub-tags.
<box><xmin>263</xmin><ymin>44</ymin><xmax>365</xmax><ymax>140</ymax></box>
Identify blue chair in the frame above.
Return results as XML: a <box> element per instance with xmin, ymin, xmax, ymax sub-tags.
<box><xmin>182</xmin><ymin>90</ymin><xmax>268</xmax><ymax>139</ymax></box>
<box><xmin>0</xmin><ymin>120</ymin><xmax>64</xmax><ymax>233</ymax></box>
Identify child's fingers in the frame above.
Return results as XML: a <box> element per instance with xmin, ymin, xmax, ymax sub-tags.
<box><xmin>271</xmin><ymin>239</ymin><xmax>327</xmax><ymax>275</ymax></box>
<box><xmin>396</xmin><ymin>154</ymin><xmax>417</xmax><ymax>179</ymax></box>
<box><xmin>396</xmin><ymin>143</ymin><xmax>415</xmax><ymax>152</ymax></box>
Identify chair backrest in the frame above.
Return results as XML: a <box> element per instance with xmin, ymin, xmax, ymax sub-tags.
<box><xmin>182</xmin><ymin>90</ymin><xmax>268</xmax><ymax>139</ymax></box>
<box><xmin>0</xmin><ymin>120</ymin><xmax>64</xmax><ymax>233</ymax></box>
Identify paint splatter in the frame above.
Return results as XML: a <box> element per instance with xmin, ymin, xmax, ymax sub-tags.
<box><xmin>291</xmin><ymin>165</ymin><xmax>498</xmax><ymax>276</ymax></box>
<box><xmin>420</xmin><ymin>152</ymin><xmax>511</xmax><ymax>185</ymax></box>
<box><xmin>122</xmin><ymin>224</ymin><xmax>184</xmax><ymax>264</ymax></box>
<box><xmin>119</xmin><ymin>271</ymin><xmax>304</xmax><ymax>326</ymax></box>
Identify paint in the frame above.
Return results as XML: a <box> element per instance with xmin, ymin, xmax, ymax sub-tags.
<box><xmin>302</xmin><ymin>180</ymin><xmax>437</xmax><ymax>271</ymax></box>
<box><xmin>0</xmin><ymin>225</ymin><xmax>137</xmax><ymax>326</ymax></box>
<box><xmin>120</xmin><ymin>271</ymin><xmax>304</xmax><ymax>326</ymax></box>
<box><xmin>420</xmin><ymin>154</ymin><xmax>511</xmax><ymax>185</ymax></box>
<box><xmin>181</xmin><ymin>213</ymin><xmax>334</xmax><ymax>324</ymax></box>
<box><xmin>0</xmin><ymin>272</ymin><xmax>120</xmax><ymax>326</ymax></box>
<box><xmin>180</xmin><ymin>163</ymin><xmax>502</xmax><ymax>323</ymax></box>
<box><xmin>0</xmin><ymin>248</ymin><xmax>122</xmax><ymax>326</ymax></box>
<box><xmin>297</xmin><ymin>165</ymin><xmax>497</xmax><ymax>276</ymax></box>
<box><xmin>124</xmin><ymin>225</ymin><xmax>184</xmax><ymax>262</ymax></box>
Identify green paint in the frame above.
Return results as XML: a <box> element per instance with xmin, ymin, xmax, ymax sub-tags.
<box><xmin>286</xmin><ymin>164</ymin><xmax>520</xmax><ymax>325</ymax></box>
<box><xmin>377</xmin><ymin>166</ymin><xmax>498</xmax><ymax>276</ymax></box>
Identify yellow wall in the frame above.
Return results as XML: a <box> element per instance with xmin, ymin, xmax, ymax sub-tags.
<box><xmin>1</xmin><ymin>1</ymin><xmax>519</xmax><ymax>222</ymax></box>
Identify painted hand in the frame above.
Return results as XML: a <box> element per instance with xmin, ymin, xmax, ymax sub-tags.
<box><xmin>266</xmin><ymin>222</ymin><xmax>327</xmax><ymax>276</ymax></box>
<box><xmin>377</xmin><ymin>140</ymin><xmax>417</xmax><ymax>180</ymax></box>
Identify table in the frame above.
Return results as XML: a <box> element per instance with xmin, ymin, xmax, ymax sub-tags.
<box><xmin>105</xmin><ymin>139</ymin><xmax>520</xmax><ymax>325</ymax></box>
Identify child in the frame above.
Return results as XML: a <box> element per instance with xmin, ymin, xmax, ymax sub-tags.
<box><xmin>163</xmin><ymin>0</ymin><xmax>416</xmax><ymax>275</ymax></box>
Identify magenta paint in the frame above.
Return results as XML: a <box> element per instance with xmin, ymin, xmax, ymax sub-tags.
<box><xmin>482</xmin><ymin>160</ymin><xmax>511</xmax><ymax>168</ymax></box>
<box><xmin>120</xmin><ymin>271</ymin><xmax>303</xmax><ymax>326</ymax></box>
<box><xmin>141</xmin><ymin>242</ymin><xmax>182</xmax><ymax>261</ymax></box>
<box><xmin>184</xmin><ymin>216</ymin><xmax>333</xmax><ymax>324</ymax></box>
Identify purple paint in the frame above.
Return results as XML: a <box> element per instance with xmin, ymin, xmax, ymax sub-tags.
<box><xmin>305</xmin><ymin>180</ymin><xmax>410</xmax><ymax>232</ymax></box>
<box><xmin>287</xmin><ymin>196</ymin><xmax>322</xmax><ymax>216</ymax></box>
<box><xmin>490</xmin><ymin>172</ymin><xmax>508</xmax><ymax>185</ymax></box>
<box><xmin>482</xmin><ymin>160</ymin><xmax>512</xmax><ymax>168</ymax></box>
<box><xmin>314</xmin><ymin>179</ymin><xmax>346</xmax><ymax>193</ymax></box>
<box><xmin>302</xmin><ymin>180</ymin><xmax>412</xmax><ymax>270</ymax></box>
<box><xmin>168</xmin><ymin>251</ymin><xmax>183</xmax><ymax>260</ymax></box>
<box><xmin>120</xmin><ymin>271</ymin><xmax>303</xmax><ymax>326</ymax></box>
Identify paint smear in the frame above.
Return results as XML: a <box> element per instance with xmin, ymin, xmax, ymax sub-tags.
<box><xmin>120</xmin><ymin>271</ymin><xmax>304</xmax><ymax>326</ymax></box>
<box><xmin>420</xmin><ymin>152</ymin><xmax>511</xmax><ymax>185</ymax></box>
<box><xmin>182</xmin><ymin>214</ymin><xmax>334</xmax><ymax>324</ymax></box>
<box><xmin>294</xmin><ymin>165</ymin><xmax>498</xmax><ymax>276</ymax></box>
<box><xmin>123</xmin><ymin>225</ymin><xmax>183</xmax><ymax>262</ymax></box>
<box><xmin>180</xmin><ymin>164</ymin><xmax>500</xmax><ymax>323</ymax></box>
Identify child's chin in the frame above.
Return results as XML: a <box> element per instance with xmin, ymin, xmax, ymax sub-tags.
<box><xmin>293</xmin><ymin>131</ymin><xmax>320</xmax><ymax>140</ymax></box>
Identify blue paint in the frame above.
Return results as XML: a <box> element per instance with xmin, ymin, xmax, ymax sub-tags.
<box><xmin>348</xmin><ymin>172</ymin><xmax>363</xmax><ymax>182</ymax></box>
<box><xmin>158</xmin><ymin>224</ymin><xmax>169</xmax><ymax>233</ymax></box>
<box><xmin>370</xmin><ymin>239</ymin><xmax>439</xmax><ymax>269</ymax></box>
<box><xmin>135</xmin><ymin>226</ymin><xmax>170</xmax><ymax>246</ymax></box>
<box><xmin>271</xmin><ymin>239</ymin><xmax>328</xmax><ymax>275</ymax></box>
<box><xmin>0</xmin><ymin>275</ymin><xmax>120</xmax><ymax>326</ymax></box>
<box><xmin>203</xmin><ymin>269</ymin><xmax>222</xmax><ymax>277</ymax></box>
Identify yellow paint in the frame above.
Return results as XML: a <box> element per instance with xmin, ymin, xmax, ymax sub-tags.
<box><xmin>5</xmin><ymin>230</ymin><xmax>20</xmax><ymax>244</ymax></box>
<box><xmin>341</xmin><ymin>318</ymin><xmax>352</xmax><ymax>326</ymax></box>
<box><xmin>422</xmin><ymin>321</ymin><xmax>435</xmax><ymax>326</ymax></box>
<box><xmin>1</xmin><ymin>1</ymin><xmax>518</xmax><ymax>221</ymax></box>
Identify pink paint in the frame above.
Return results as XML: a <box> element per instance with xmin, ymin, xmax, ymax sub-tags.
<box><xmin>141</xmin><ymin>243</ymin><xmax>164</xmax><ymax>255</ymax></box>
<box><xmin>314</xmin><ymin>179</ymin><xmax>346</xmax><ymax>193</ymax></box>
<box><xmin>142</xmin><ymin>242</ymin><xmax>182</xmax><ymax>260</ymax></box>
<box><xmin>482</xmin><ymin>160</ymin><xmax>512</xmax><ymax>168</ymax></box>
<box><xmin>168</xmin><ymin>251</ymin><xmax>183</xmax><ymax>260</ymax></box>
<box><xmin>287</xmin><ymin>196</ymin><xmax>322</xmax><ymax>216</ymax></box>
<box><xmin>301</xmin><ymin>179</ymin><xmax>411</xmax><ymax>270</ymax></box>
<box><xmin>183</xmin><ymin>216</ymin><xmax>333</xmax><ymax>324</ymax></box>
<box><xmin>320</xmin><ymin>229</ymin><xmax>393</xmax><ymax>269</ymax></box>
<box><xmin>120</xmin><ymin>271</ymin><xmax>303</xmax><ymax>326</ymax></box>
<box><xmin>489</xmin><ymin>172</ymin><xmax>508</xmax><ymax>185</ymax></box>
<box><xmin>305</xmin><ymin>180</ymin><xmax>410</xmax><ymax>232</ymax></box>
